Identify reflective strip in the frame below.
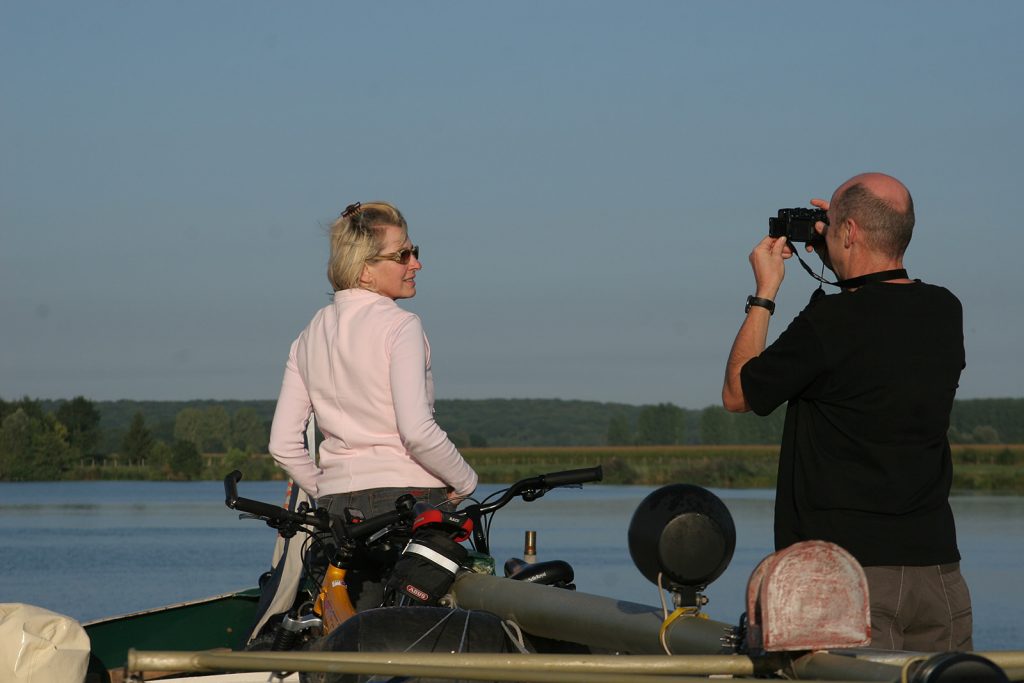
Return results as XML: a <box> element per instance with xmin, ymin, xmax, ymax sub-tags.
<box><xmin>405</xmin><ymin>542</ymin><xmax>460</xmax><ymax>574</ymax></box>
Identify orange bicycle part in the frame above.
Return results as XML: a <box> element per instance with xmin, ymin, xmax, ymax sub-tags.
<box><xmin>314</xmin><ymin>562</ymin><xmax>358</xmax><ymax>634</ymax></box>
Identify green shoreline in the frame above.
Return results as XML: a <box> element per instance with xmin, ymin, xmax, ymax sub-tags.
<box><xmin>462</xmin><ymin>445</ymin><xmax>1024</xmax><ymax>493</ymax></box>
<box><xmin>54</xmin><ymin>445</ymin><xmax>1024</xmax><ymax>494</ymax></box>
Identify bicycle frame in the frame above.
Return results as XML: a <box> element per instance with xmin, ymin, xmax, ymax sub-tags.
<box><xmin>315</xmin><ymin>562</ymin><xmax>357</xmax><ymax>634</ymax></box>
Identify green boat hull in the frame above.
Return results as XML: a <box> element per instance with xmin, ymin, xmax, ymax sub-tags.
<box><xmin>84</xmin><ymin>588</ymin><xmax>261</xmax><ymax>681</ymax></box>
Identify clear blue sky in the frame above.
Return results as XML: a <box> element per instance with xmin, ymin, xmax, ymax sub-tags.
<box><xmin>2</xmin><ymin>1</ymin><xmax>1022</xmax><ymax>408</ymax></box>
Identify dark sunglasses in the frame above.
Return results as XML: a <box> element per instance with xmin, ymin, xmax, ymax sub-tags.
<box><xmin>370</xmin><ymin>245</ymin><xmax>419</xmax><ymax>265</ymax></box>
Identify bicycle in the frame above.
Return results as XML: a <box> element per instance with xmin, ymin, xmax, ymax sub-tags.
<box><xmin>225</xmin><ymin>470</ymin><xmax>420</xmax><ymax>650</ymax></box>
<box><xmin>223</xmin><ymin>466</ymin><xmax>603</xmax><ymax>656</ymax></box>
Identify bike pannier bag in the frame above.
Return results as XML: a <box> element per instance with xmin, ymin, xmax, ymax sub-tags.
<box><xmin>385</xmin><ymin>530</ymin><xmax>468</xmax><ymax>606</ymax></box>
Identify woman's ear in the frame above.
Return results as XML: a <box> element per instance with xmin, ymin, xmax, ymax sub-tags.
<box><xmin>359</xmin><ymin>263</ymin><xmax>376</xmax><ymax>290</ymax></box>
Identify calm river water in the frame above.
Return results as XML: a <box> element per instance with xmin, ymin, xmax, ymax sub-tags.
<box><xmin>0</xmin><ymin>481</ymin><xmax>1021</xmax><ymax>650</ymax></box>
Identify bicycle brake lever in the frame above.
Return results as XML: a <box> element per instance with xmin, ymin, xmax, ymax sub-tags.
<box><xmin>521</xmin><ymin>488</ymin><xmax>546</xmax><ymax>502</ymax></box>
<box><xmin>366</xmin><ymin>527</ymin><xmax>392</xmax><ymax>545</ymax></box>
<box><xmin>240</xmin><ymin>513</ymin><xmax>300</xmax><ymax>539</ymax></box>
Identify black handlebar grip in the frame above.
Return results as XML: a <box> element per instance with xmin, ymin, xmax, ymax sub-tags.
<box><xmin>541</xmin><ymin>466</ymin><xmax>603</xmax><ymax>487</ymax></box>
<box><xmin>224</xmin><ymin>470</ymin><xmax>243</xmax><ymax>508</ymax></box>
<box><xmin>231</xmin><ymin>496</ymin><xmax>298</xmax><ymax>522</ymax></box>
<box><xmin>224</xmin><ymin>469</ymin><xmax>299</xmax><ymax>522</ymax></box>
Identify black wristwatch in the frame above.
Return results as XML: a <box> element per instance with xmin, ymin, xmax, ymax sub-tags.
<box><xmin>745</xmin><ymin>295</ymin><xmax>775</xmax><ymax>315</ymax></box>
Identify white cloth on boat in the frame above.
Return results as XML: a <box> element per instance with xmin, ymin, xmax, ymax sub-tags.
<box><xmin>246</xmin><ymin>482</ymin><xmax>313</xmax><ymax>645</ymax></box>
<box><xmin>0</xmin><ymin>603</ymin><xmax>89</xmax><ymax>683</ymax></box>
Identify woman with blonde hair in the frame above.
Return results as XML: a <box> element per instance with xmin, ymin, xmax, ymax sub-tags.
<box><xmin>268</xmin><ymin>201</ymin><xmax>478</xmax><ymax>607</ymax></box>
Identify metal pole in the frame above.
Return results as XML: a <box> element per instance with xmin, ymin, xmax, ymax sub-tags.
<box><xmin>127</xmin><ymin>650</ymin><xmax>754</xmax><ymax>682</ymax></box>
<box><xmin>127</xmin><ymin>648</ymin><xmax>1024</xmax><ymax>682</ymax></box>
<box><xmin>825</xmin><ymin>649</ymin><xmax>1024</xmax><ymax>683</ymax></box>
<box><xmin>978</xmin><ymin>651</ymin><xmax>1024</xmax><ymax>681</ymax></box>
<box><xmin>790</xmin><ymin>651</ymin><xmax>905</xmax><ymax>682</ymax></box>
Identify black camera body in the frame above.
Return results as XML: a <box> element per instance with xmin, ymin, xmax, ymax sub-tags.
<box><xmin>768</xmin><ymin>208</ymin><xmax>828</xmax><ymax>244</ymax></box>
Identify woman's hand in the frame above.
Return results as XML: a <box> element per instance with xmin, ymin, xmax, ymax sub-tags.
<box><xmin>444</xmin><ymin>486</ymin><xmax>467</xmax><ymax>507</ymax></box>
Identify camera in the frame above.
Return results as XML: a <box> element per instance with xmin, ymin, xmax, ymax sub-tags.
<box><xmin>768</xmin><ymin>208</ymin><xmax>828</xmax><ymax>244</ymax></box>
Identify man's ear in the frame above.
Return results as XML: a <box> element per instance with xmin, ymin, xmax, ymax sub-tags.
<box><xmin>844</xmin><ymin>219</ymin><xmax>857</xmax><ymax>249</ymax></box>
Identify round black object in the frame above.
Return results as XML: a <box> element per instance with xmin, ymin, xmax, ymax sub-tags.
<box><xmin>628</xmin><ymin>484</ymin><xmax>736</xmax><ymax>590</ymax></box>
<box><xmin>910</xmin><ymin>652</ymin><xmax>1009</xmax><ymax>683</ymax></box>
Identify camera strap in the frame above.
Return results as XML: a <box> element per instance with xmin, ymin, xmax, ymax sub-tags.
<box><xmin>792</xmin><ymin>247</ymin><xmax>907</xmax><ymax>290</ymax></box>
<box><xmin>835</xmin><ymin>269</ymin><xmax>908</xmax><ymax>289</ymax></box>
<box><xmin>792</xmin><ymin>248</ymin><xmax>837</xmax><ymax>287</ymax></box>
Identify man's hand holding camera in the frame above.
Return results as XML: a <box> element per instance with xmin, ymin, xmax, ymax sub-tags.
<box><xmin>749</xmin><ymin>197</ymin><xmax>832</xmax><ymax>301</ymax></box>
<box><xmin>749</xmin><ymin>234</ymin><xmax>792</xmax><ymax>303</ymax></box>
<box><xmin>808</xmin><ymin>197</ymin><xmax>832</xmax><ymax>271</ymax></box>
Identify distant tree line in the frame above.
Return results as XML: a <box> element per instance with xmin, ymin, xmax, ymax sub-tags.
<box><xmin>602</xmin><ymin>400</ymin><xmax>1020</xmax><ymax>447</ymax></box>
<box><xmin>440</xmin><ymin>397</ymin><xmax>1024</xmax><ymax>448</ymax></box>
<box><xmin>2</xmin><ymin>395</ymin><xmax>1021</xmax><ymax>481</ymax></box>
<box><xmin>0</xmin><ymin>396</ymin><xmax>276</xmax><ymax>482</ymax></box>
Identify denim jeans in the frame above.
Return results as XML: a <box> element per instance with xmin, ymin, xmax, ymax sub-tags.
<box><xmin>316</xmin><ymin>486</ymin><xmax>451</xmax><ymax>611</ymax></box>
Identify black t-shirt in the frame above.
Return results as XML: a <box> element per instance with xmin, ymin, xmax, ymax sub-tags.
<box><xmin>741</xmin><ymin>282</ymin><xmax>964</xmax><ymax>566</ymax></box>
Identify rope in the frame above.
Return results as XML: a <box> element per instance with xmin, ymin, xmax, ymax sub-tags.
<box><xmin>501</xmin><ymin>620</ymin><xmax>531</xmax><ymax>654</ymax></box>
<box><xmin>363</xmin><ymin>608</ymin><xmax>461</xmax><ymax>681</ymax></box>
<box><xmin>457</xmin><ymin>610</ymin><xmax>472</xmax><ymax>653</ymax></box>
<box><xmin>402</xmin><ymin>609</ymin><xmax>458</xmax><ymax>652</ymax></box>
<box><xmin>657</xmin><ymin>572</ymin><xmax>669</xmax><ymax>619</ymax></box>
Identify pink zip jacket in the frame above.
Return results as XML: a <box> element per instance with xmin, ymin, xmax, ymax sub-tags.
<box><xmin>268</xmin><ymin>288</ymin><xmax>478</xmax><ymax>499</ymax></box>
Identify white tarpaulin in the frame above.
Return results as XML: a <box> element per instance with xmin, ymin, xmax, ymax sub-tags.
<box><xmin>0</xmin><ymin>603</ymin><xmax>89</xmax><ymax>683</ymax></box>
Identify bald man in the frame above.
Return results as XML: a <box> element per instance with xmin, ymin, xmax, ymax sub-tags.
<box><xmin>723</xmin><ymin>173</ymin><xmax>972</xmax><ymax>652</ymax></box>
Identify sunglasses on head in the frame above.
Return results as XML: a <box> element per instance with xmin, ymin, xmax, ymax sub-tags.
<box><xmin>370</xmin><ymin>245</ymin><xmax>419</xmax><ymax>265</ymax></box>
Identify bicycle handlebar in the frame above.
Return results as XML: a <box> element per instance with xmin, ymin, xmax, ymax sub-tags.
<box><xmin>224</xmin><ymin>470</ymin><xmax>417</xmax><ymax>541</ymax></box>
<box><xmin>535</xmin><ymin>466</ymin><xmax>603</xmax><ymax>489</ymax></box>
<box><xmin>224</xmin><ymin>465</ymin><xmax>601</xmax><ymax>553</ymax></box>
<box><xmin>344</xmin><ymin>505</ymin><xmax>414</xmax><ymax>539</ymax></box>
<box><xmin>452</xmin><ymin>466</ymin><xmax>602</xmax><ymax>556</ymax></box>
<box><xmin>224</xmin><ymin>470</ymin><xmax>322</xmax><ymax>528</ymax></box>
<box><xmin>466</xmin><ymin>465</ymin><xmax>603</xmax><ymax>517</ymax></box>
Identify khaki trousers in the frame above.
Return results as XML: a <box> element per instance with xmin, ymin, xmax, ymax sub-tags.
<box><xmin>862</xmin><ymin>562</ymin><xmax>973</xmax><ymax>652</ymax></box>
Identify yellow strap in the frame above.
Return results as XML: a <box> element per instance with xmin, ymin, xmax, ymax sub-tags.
<box><xmin>658</xmin><ymin>606</ymin><xmax>709</xmax><ymax>654</ymax></box>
